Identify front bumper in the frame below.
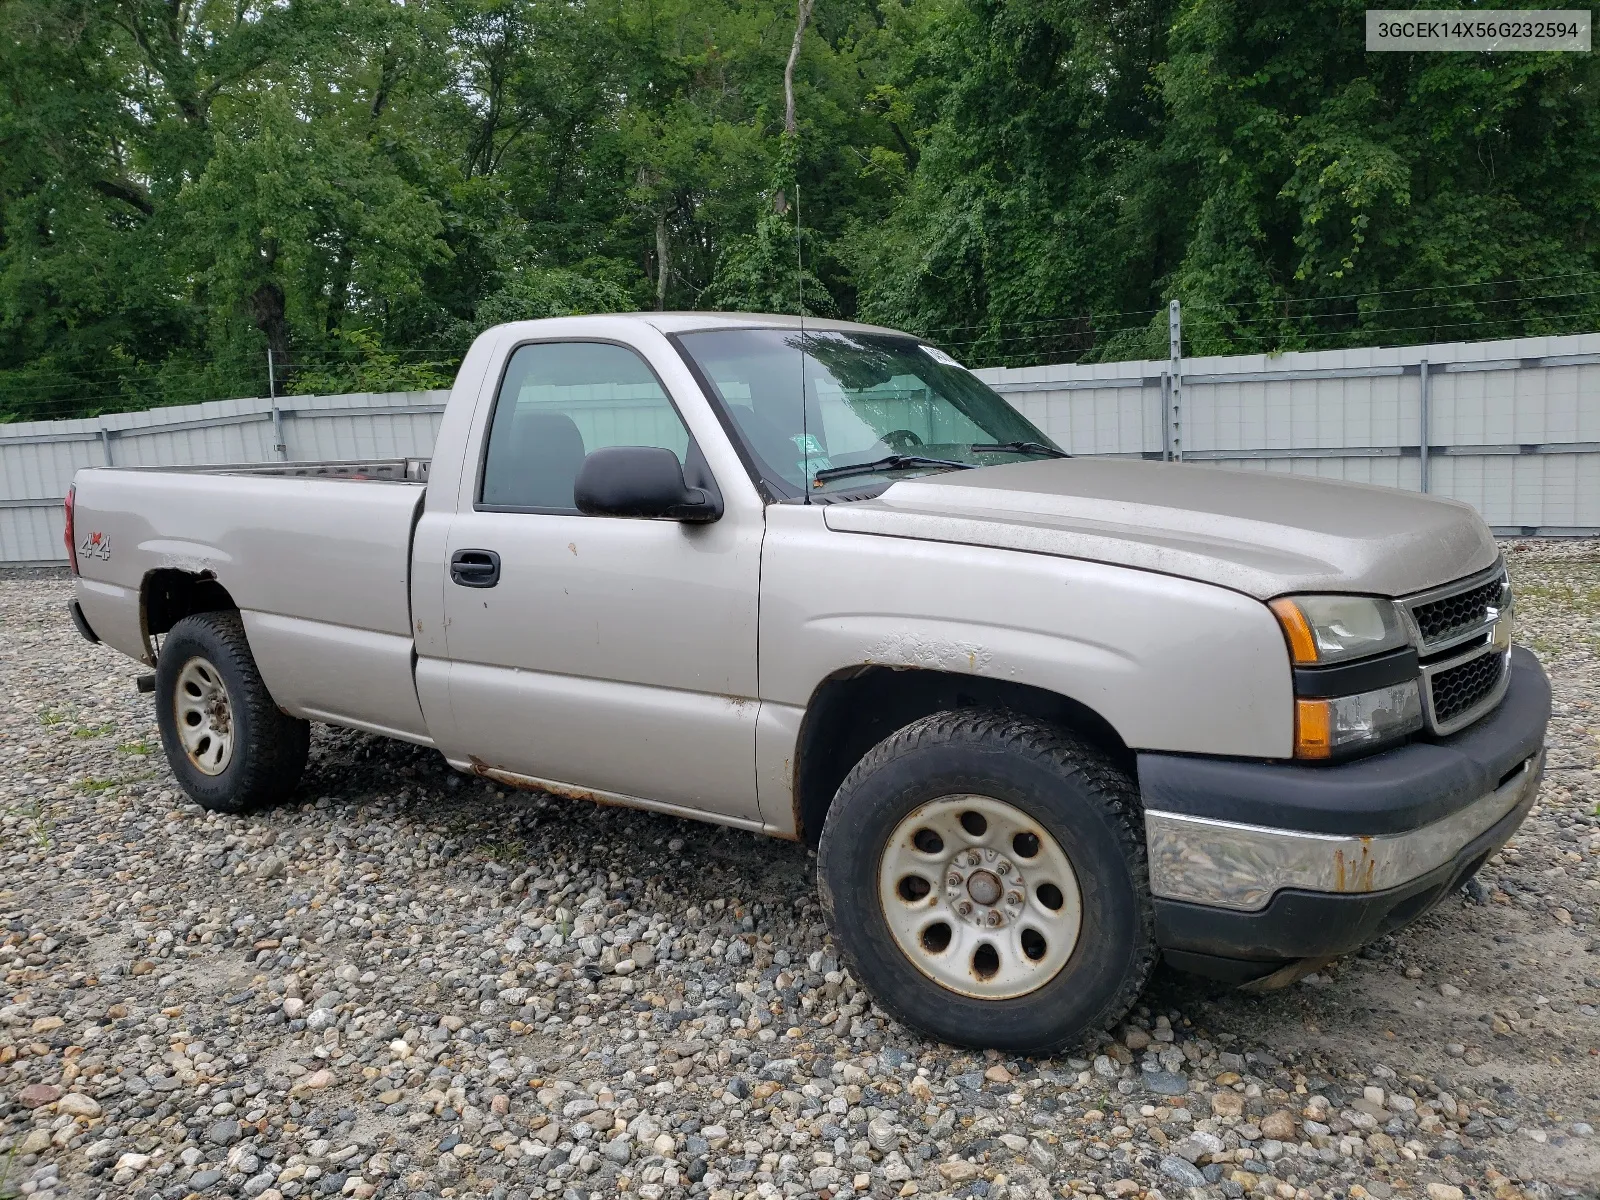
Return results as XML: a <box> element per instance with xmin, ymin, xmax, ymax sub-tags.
<box><xmin>1138</xmin><ymin>645</ymin><xmax>1550</xmax><ymax>984</ymax></box>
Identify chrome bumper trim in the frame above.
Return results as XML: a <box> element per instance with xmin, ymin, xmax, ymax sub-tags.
<box><xmin>1145</xmin><ymin>749</ymin><xmax>1543</xmax><ymax>912</ymax></box>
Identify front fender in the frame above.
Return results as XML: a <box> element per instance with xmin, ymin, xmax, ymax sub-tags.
<box><xmin>759</xmin><ymin>507</ymin><xmax>1295</xmax><ymax>759</ymax></box>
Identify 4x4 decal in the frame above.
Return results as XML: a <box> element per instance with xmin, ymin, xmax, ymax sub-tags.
<box><xmin>79</xmin><ymin>531</ymin><xmax>111</xmax><ymax>561</ymax></box>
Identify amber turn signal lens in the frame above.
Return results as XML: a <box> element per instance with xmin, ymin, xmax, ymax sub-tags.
<box><xmin>1294</xmin><ymin>698</ymin><xmax>1332</xmax><ymax>759</ymax></box>
<box><xmin>1270</xmin><ymin>597</ymin><xmax>1319</xmax><ymax>664</ymax></box>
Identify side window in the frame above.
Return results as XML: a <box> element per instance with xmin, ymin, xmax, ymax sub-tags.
<box><xmin>479</xmin><ymin>341</ymin><xmax>692</xmax><ymax>511</ymax></box>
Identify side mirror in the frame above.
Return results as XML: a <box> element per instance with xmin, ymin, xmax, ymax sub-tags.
<box><xmin>574</xmin><ymin>446</ymin><xmax>722</xmax><ymax>522</ymax></box>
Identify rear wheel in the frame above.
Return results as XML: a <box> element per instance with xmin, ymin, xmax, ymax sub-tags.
<box><xmin>818</xmin><ymin>709</ymin><xmax>1154</xmax><ymax>1054</ymax></box>
<box><xmin>154</xmin><ymin>612</ymin><xmax>309</xmax><ymax>812</ymax></box>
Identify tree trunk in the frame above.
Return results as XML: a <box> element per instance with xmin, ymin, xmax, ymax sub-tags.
<box><xmin>655</xmin><ymin>210</ymin><xmax>671</xmax><ymax>310</ymax></box>
<box><xmin>784</xmin><ymin>0</ymin><xmax>815</xmax><ymax>135</ymax></box>
<box><xmin>249</xmin><ymin>281</ymin><xmax>292</xmax><ymax>392</ymax></box>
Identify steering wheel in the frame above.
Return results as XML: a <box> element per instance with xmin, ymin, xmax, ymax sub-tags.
<box><xmin>879</xmin><ymin>429</ymin><xmax>924</xmax><ymax>453</ymax></box>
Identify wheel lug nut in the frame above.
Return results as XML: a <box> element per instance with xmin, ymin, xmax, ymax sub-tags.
<box><xmin>947</xmin><ymin>874</ymin><xmax>962</xmax><ymax>887</ymax></box>
<box><xmin>997</xmin><ymin>859</ymin><xmax>1012</xmax><ymax>874</ymax></box>
<box><xmin>957</xmin><ymin>901</ymin><xmax>972</xmax><ymax>916</ymax></box>
<box><xmin>1007</xmin><ymin>891</ymin><xmax>1022</xmax><ymax>906</ymax></box>
<box><xmin>985</xmin><ymin>911</ymin><xmax>1002</xmax><ymax>927</ymax></box>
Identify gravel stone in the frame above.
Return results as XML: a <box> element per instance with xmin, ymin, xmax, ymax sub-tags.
<box><xmin>55</xmin><ymin>1091</ymin><xmax>98</xmax><ymax>1116</ymax></box>
<box><xmin>2</xmin><ymin>550</ymin><xmax>1598</xmax><ymax>1199</ymax></box>
<box><xmin>15</xmin><ymin>1083</ymin><xmax>59</xmax><ymax>1109</ymax></box>
<box><xmin>1160</xmin><ymin>1154</ymin><xmax>1207</xmax><ymax>1188</ymax></box>
<box><xmin>1260</xmin><ymin>1108</ymin><xmax>1297</xmax><ymax>1140</ymax></box>
<box><xmin>1174</xmin><ymin>1130</ymin><xmax>1224</xmax><ymax>1163</ymax></box>
<box><xmin>1142</xmin><ymin>1069</ymin><xmax>1189</xmax><ymax>1095</ymax></box>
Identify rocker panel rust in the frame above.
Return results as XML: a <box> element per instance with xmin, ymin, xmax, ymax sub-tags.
<box><xmin>461</xmin><ymin>756</ymin><xmax>780</xmax><ymax>837</ymax></box>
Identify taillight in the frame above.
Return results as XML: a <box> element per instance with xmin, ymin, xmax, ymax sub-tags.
<box><xmin>63</xmin><ymin>485</ymin><xmax>78</xmax><ymax>575</ymax></box>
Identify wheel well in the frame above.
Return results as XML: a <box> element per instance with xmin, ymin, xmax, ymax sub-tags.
<box><xmin>142</xmin><ymin>569</ymin><xmax>237</xmax><ymax>644</ymax></box>
<box><xmin>793</xmin><ymin>667</ymin><xmax>1132</xmax><ymax>846</ymax></box>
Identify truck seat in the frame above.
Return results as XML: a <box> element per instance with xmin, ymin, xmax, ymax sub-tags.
<box><xmin>484</xmin><ymin>410</ymin><xmax>588</xmax><ymax>509</ymax></box>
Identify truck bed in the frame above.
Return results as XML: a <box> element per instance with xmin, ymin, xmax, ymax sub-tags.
<box><xmin>103</xmin><ymin>457</ymin><xmax>432</xmax><ymax>482</ymax></box>
<box><xmin>71</xmin><ymin>463</ymin><xmax>433</xmax><ymax>742</ymax></box>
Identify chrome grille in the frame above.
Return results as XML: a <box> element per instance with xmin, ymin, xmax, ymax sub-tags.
<box><xmin>1411</xmin><ymin>577</ymin><xmax>1502</xmax><ymax>647</ymax></box>
<box><xmin>1429</xmin><ymin>650</ymin><xmax>1505</xmax><ymax>725</ymax></box>
<box><xmin>1398</xmin><ymin>561</ymin><xmax>1508</xmax><ymax>654</ymax></box>
<box><xmin>1400</xmin><ymin>559</ymin><xmax>1513</xmax><ymax>735</ymax></box>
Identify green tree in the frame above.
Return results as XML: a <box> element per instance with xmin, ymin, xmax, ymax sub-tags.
<box><xmin>1160</xmin><ymin>0</ymin><xmax>1600</xmax><ymax>353</ymax></box>
<box><xmin>3</xmin><ymin>0</ymin><xmax>1596</xmax><ymax>421</ymax></box>
<box><xmin>850</xmin><ymin>0</ymin><xmax>1182</xmax><ymax>365</ymax></box>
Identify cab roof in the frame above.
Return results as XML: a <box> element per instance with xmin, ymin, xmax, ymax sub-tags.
<box><xmin>554</xmin><ymin>311</ymin><xmax>909</xmax><ymax>338</ymax></box>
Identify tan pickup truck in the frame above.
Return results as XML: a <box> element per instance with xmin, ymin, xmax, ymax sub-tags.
<box><xmin>66</xmin><ymin>312</ymin><xmax>1549</xmax><ymax>1052</ymax></box>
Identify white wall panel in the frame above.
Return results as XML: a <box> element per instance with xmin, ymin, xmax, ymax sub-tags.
<box><xmin>2</xmin><ymin>390</ymin><xmax>448</xmax><ymax>561</ymax></box>
<box><xmin>6</xmin><ymin>332</ymin><xmax>1599</xmax><ymax>563</ymax></box>
<box><xmin>977</xmin><ymin>331</ymin><xmax>1600</xmax><ymax>533</ymax></box>
<box><xmin>0</xmin><ymin>505</ymin><xmax>62</xmax><ymax>564</ymax></box>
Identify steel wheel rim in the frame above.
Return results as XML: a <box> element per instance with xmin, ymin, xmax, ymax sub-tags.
<box><xmin>174</xmin><ymin>656</ymin><xmax>234</xmax><ymax>776</ymax></box>
<box><xmin>878</xmin><ymin>794</ymin><xmax>1083</xmax><ymax>1000</ymax></box>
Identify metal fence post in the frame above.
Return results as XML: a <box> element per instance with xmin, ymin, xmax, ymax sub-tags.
<box><xmin>1168</xmin><ymin>300</ymin><xmax>1183</xmax><ymax>461</ymax></box>
<box><xmin>1418</xmin><ymin>358</ymin><xmax>1431</xmax><ymax>493</ymax></box>
<box><xmin>1160</xmin><ymin>372</ymin><xmax>1172</xmax><ymax>460</ymax></box>
<box><xmin>99</xmin><ymin>426</ymin><xmax>114</xmax><ymax>466</ymax></box>
<box><xmin>265</xmin><ymin>348</ymin><xmax>290</xmax><ymax>459</ymax></box>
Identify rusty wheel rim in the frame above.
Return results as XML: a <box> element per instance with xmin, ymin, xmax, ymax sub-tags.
<box><xmin>174</xmin><ymin>656</ymin><xmax>234</xmax><ymax>776</ymax></box>
<box><xmin>878</xmin><ymin>794</ymin><xmax>1082</xmax><ymax>999</ymax></box>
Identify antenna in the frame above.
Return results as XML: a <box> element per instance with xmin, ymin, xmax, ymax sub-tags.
<box><xmin>795</xmin><ymin>176</ymin><xmax>811</xmax><ymax>503</ymax></box>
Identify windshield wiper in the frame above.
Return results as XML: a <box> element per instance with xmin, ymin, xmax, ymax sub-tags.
<box><xmin>811</xmin><ymin>454</ymin><xmax>975</xmax><ymax>486</ymax></box>
<box><xmin>968</xmin><ymin>441</ymin><xmax>1070</xmax><ymax>459</ymax></box>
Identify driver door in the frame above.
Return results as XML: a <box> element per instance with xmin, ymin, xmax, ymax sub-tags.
<box><xmin>435</xmin><ymin>339</ymin><xmax>764</xmax><ymax>824</ymax></box>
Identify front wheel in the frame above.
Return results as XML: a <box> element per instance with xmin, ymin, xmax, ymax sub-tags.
<box><xmin>154</xmin><ymin>611</ymin><xmax>309</xmax><ymax>812</ymax></box>
<box><xmin>817</xmin><ymin>709</ymin><xmax>1154</xmax><ymax>1054</ymax></box>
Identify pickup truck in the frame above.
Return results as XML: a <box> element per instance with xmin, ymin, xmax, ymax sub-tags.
<box><xmin>66</xmin><ymin>312</ymin><xmax>1549</xmax><ymax>1053</ymax></box>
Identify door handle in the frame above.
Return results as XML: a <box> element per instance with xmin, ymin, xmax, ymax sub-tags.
<box><xmin>450</xmin><ymin>549</ymin><xmax>501</xmax><ymax>588</ymax></box>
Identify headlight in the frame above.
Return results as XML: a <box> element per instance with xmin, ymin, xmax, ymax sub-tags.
<box><xmin>1295</xmin><ymin>680</ymin><xmax>1424</xmax><ymax>759</ymax></box>
<box><xmin>1269</xmin><ymin>594</ymin><xmax>1409</xmax><ymax>665</ymax></box>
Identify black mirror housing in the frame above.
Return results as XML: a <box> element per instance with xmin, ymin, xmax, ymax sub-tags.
<box><xmin>574</xmin><ymin>446</ymin><xmax>722</xmax><ymax>522</ymax></box>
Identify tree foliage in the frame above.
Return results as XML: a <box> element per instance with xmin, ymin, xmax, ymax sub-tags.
<box><xmin>2</xmin><ymin>0</ymin><xmax>1595</xmax><ymax>420</ymax></box>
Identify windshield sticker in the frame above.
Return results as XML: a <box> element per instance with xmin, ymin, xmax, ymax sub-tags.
<box><xmin>792</xmin><ymin>433</ymin><xmax>833</xmax><ymax>484</ymax></box>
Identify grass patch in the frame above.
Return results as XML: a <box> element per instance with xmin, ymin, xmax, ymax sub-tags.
<box><xmin>37</xmin><ymin>708</ymin><xmax>66</xmax><ymax>726</ymax></box>
<box><xmin>1</xmin><ymin>799</ymin><xmax>53</xmax><ymax>850</ymax></box>
<box><xmin>118</xmin><ymin>742</ymin><xmax>152</xmax><ymax>756</ymax></box>
<box><xmin>0</xmin><ymin>1146</ymin><xmax>18</xmax><ymax>1200</ymax></box>
<box><xmin>72</xmin><ymin>722</ymin><xmax>117</xmax><ymax>739</ymax></box>
<box><xmin>1511</xmin><ymin>581</ymin><xmax>1600</xmax><ymax>612</ymax></box>
<box><xmin>77</xmin><ymin>770</ymin><xmax>154</xmax><ymax>795</ymax></box>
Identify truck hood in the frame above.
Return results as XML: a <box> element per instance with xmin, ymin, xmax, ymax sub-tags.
<box><xmin>822</xmin><ymin>457</ymin><xmax>1500</xmax><ymax>599</ymax></box>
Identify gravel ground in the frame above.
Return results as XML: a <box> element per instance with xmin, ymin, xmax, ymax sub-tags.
<box><xmin>0</xmin><ymin>544</ymin><xmax>1597</xmax><ymax>1200</ymax></box>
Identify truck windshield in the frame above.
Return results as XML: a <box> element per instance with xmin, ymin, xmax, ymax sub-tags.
<box><xmin>674</xmin><ymin>328</ymin><xmax>1061</xmax><ymax>498</ymax></box>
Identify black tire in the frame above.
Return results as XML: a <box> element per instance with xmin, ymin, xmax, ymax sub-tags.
<box><xmin>817</xmin><ymin>709</ymin><xmax>1155</xmax><ymax>1054</ymax></box>
<box><xmin>154</xmin><ymin>611</ymin><xmax>309</xmax><ymax>813</ymax></box>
